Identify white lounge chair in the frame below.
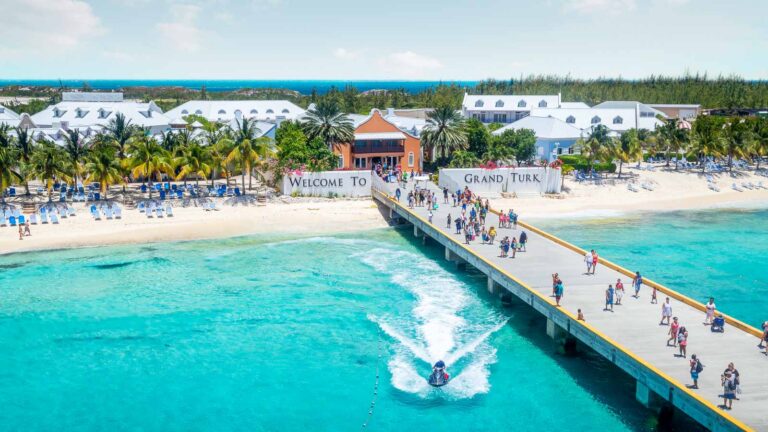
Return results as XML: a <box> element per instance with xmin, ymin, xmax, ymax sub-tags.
<box><xmin>68</xmin><ymin>206</ymin><xmax>76</xmax><ymax>217</ymax></box>
<box><xmin>114</xmin><ymin>206</ymin><xmax>122</xmax><ymax>219</ymax></box>
<box><xmin>29</xmin><ymin>213</ymin><xmax>38</xmax><ymax>224</ymax></box>
<box><xmin>732</xmin><ymin>183</ymin><xmax>744</xmax><ymax>192</ymax></box>
<box><xmin>146</xmin><ymin>204</ymin><xmax>154</xmax><ymax>218</ymax></box>
<box><xmin>156</xmin><ymin>206</ymin><xmax>164</xmax><ymax>218</ymax></box>
<box><xmin>50</xmin><ymin>212</ymin><xmax>60</xmax><ymax>224</ymax></box>
<box><xmin>165</xmin><ymin>205</ymin><xmax>174</xmax><ymax>217</ymax></box>
<box><xmin>627</xmin><ymin>183</ymin><xmax>640</xmax><ymax>192</ymax></box>
<box><xmin>105</xmin><ymin>206</ymin><xmax>114</xmax><ymax>220</ymax></box>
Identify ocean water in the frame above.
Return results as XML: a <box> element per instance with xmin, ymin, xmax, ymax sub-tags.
<box><xmin>0</xmin><ymin>80</ymin><xmax>477</xmax><ymax>94</ymax></box>
<box><xmin>0</xmin><ymin>229</ymin><xmax>681</xmax><ymax>432</ymax></box>
<box><xmin>533</xmin><ymin>208</ymin><xmax>768</xmax><ymax>328</ymax></box>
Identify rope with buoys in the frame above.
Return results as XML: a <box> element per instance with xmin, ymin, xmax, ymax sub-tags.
<box><xmin>361</xmin><ymin>309</ymin><xmax>382</xmax><ymax>430</ymax></box>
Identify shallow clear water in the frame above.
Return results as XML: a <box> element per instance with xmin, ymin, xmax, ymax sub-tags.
<box><xmin>534</xmin><ymin>209</ymin><xmax>768</xmax><ymax>328</ymax></box>
<box><xmin>0</xmin><ymin>229</ymin><xmax>675</xmax><ymax>431</ymax></box>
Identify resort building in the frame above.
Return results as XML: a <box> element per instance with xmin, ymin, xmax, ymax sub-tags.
<box><xmin>165</xmin><ymin>100</ymin><xmax>305</xmax><ymax>124</ymax></box>
<box><xmin>648</xmin><ymin>104</ymin><xmax>701</xmax><ymax>119</ymax></box>
<box><xmin>0</xmin><ymin>104</ymin><xmax>21</xmax><ymax>127</ymax></box>
<box><xmin>461</xmin><ymin>93</ymin><xmax>566</xmax><ymax>124</ymax></box>
<box><xmin>335</xmin><ymin>109</ymin><xmax>422</xmax><ymax>171</ymax></box>
<box><xmin>492</xmin><ymin>116</ymin><xmax>584</xmax><ymax>161</ymax></box>
<box><xmin>529</xmin><ymin>105</ymin><xmax>665</xmax><ymax>134</ymax></box>
<box><xmin>30</xmin><ymin>92</ymin><xmax>171</xmax><ymax>134</ymax></box>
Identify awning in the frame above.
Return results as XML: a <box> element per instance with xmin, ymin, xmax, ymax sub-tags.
<box><xmin>355</xmin><ymin>132</ymin><xmax>406</xmax><ymax>140</ymax></box>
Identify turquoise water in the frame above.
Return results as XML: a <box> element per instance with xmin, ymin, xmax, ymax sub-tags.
<box><xmin>0</xmin><ymin>229</ymin><xmax>680</xmax><ymax>431</ymax></box>
<box><xmin>534</xmin><ymin>208</ymin><xmax>768</xmax><ymax>328</ymax></box>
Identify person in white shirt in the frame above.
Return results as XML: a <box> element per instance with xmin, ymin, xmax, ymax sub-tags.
<box><xmin>660</xmin><ymin>297</ymin><xmax>673</xmax><ymax>325</ymax></box>
<box><xmin>704</xmin><ymin>297</ymin><xmax>716</xmax><ymax>325</ymax></box>
<box><xmin>584</xmin><ymin>251</ymin><xmax>593</xmax><ymax>274</ymax></box>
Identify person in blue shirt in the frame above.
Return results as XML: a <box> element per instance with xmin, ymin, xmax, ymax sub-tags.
<box><xmin>604</xmin><ymin>285</ymin><xmax>615</xmax><ymax>312</ymax></box>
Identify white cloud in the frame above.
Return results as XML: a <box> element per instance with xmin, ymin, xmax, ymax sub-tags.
<box><xmin>0</xmin><ymin>0</ymin><xmax>103</xmax><ymax>53</ymax></box>
<box><xmin>102</xmin><ymin>51</ymin><xmax>135</xmax><ymax>62</ymax></box>
<box><xmin>378</xmin><ymin>51</ymin><xmax>443</xmax><ymax>78</ymax></box>
<box><xmin>156</xmin><ymin>4</ymin><xmax>203</xmax><ymax>53</ymax></box>
<box><xmin>333</xmin><ymin>48</ymin><xmax>362</xmax><ymax>61</ymax></box>
<box><xmin>562</xmin><ymin>0</ymin><xmax>636</xmax><ymax>14</ymax></box>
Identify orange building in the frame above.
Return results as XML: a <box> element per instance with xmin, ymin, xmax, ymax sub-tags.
<box><xmin>333</xmin><ymin>109</ymin><xmax>422</xmax><ymax>171</ymax></box>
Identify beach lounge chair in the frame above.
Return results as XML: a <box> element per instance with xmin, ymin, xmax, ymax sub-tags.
<box><xmin>114</xmin><ymin>206</ymin><xmax>122</xmax><ymax>219</ymax></box>
<box><xmin>59</xmin><ymin>207</ymin><xmax>68</xmax><ymax>218</ymax></box>
<box><xmin>18</xmin><ymin>215</ymin><xmax>25</xmax><ymax>225</ymax></box>
<box><xmin>146</xmin><ymin>204</ymin><xmax>154</xmax><ymax>218</ymax></box>
<box><xmin>105</xmin><ymin>206</ymin><xmax>114</xmax><ymax>220</ymax></box>
<box><xmin>159</xmin><ymin>190</ymin><xmax>166</xmax><ymax>200</ymax></box>
<box><xmin>138</xmin><ymin>202</ymin><xmax>146</xmax><ymax>213</ymax></box>
<box><xmin>40</xmin><ymin>211</ymin><xmax>49</xmax><ymax>224</ymax></box>
<box><xmin>211</xmin><ymin>201</ymin><xmax>219</xmax><ymax>211</ymax></box>
<box><xmin>176</xmin><ymin>190</ymin><xmax>183</xmax><ymax>199</ymax></box>
<box><xmin>140</xmin><ymin>184</ymin><xmax>147</xmax><ymax>193</ymax></box>
<box><xmin>9</xmin><ymin>216</ymin><xmax>16</xmax><ymax>226</ymax></box>
<box><xmin>165</xmin><ymin>205</ymin><xmax>174</xmax><ymax>217</ymax></box>
<box><xmin>234</xmin><ymin>187</ymin><xmax>241</xmax><ymax>197</ymax></box>
<box><xmin>641</xmin><ymin>182</ymin><xmax>655</xmax><ymax>191</ymax></box>
<box><xmin>627</xmin><ymin>183</ymin><xmax>640</xmax><ymax>193</ymax></box>
<box><xmin>0</xmin><ymin>214</ymin><xmax>5</xmax><ymax>227</ymax></box>
<box><xmin>30</xmin><ymin>213</ymin><xmax>38</xmax><ymax>224</ymax></box>
<box><xmin>757</xmin><ymin>182</ymin><xmax>765</xmax><ymax>189</ymax></box>
<box><xmin>91</xmin><ymin>205</ymin><xmax>101</xmax><ymax>221</ymax></box>
<box><xmin>9</xmin><ymin>187</ymin><xmax>16</xmax><ymax>197</ymax></box>
<box><xmin>742</xmin><ymin>182</ymin><xmax>752</xmax><ymax>190</ymax></box>
<box><xmin>732</xmin><ymin>183</ymin><xmax>744</xmax><ymax>192</ymax></box>
<box><xmin>67</xmin><ymin>206</ymin><xmax>75</xmax><ymax>217</ymax></box>
<box><xmin>157</xmin><ymin>205</ymin><xmax>165</xmax><ymax>218</ymax></box>
<box><xmin>50</xmin><ymin>212</ymin><xmax>59</xmax><ymax>224</ymax></box>
<box><xmin>94</xmin><ymin>192</ymin><xmax>101</xmax><ymax>201</ymax></box>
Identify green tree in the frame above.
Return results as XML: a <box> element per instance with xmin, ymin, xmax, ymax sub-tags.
<box><xmin>85</xmin><ymin>147</ymin><xmax>123</xmax><ymax>200</ymax></box>
<box><xmin>448</xmin><ymin>150</ymin><xmax>480</xmax><ymax>168</ymax></box>
<box><xmin>577</xmin><ymin>125</ymin><xmax>611</xmax><ymax>170</ymax></box>
<box><xmin>127</xmin><ymin>136</ymin><xmax>174</xmax><ymax>198</ymax></box>
<box><xmin>465</xmin><ymin>118</ymin><xmax>491</xmax><ymax>158</ymax></box>
<box><xmin>13</xmin><ymin>127</ymin><xmax>36</xmax><ymax>195</ymax></box>
<box><xmin>176</xmin><ymin>142</ymin><xmax>212</xmax><ymax>186</ymax></box>
<box><xmin>513</xmin><ymin>129</ymin><xmax>537</xmax><ymax>165</ymax></box>
<box><xmin>749</xmin><ymin>117</ymin><xmax>768</xmax><ymax>170</ymax></box>
<box><xmin>226</xmin><ymin>117</ymin><xmax>273</xmax><ymax>192</ymax></box>
<box><xmin>29</xmin><ymin>142</ymin><xmax>71</xmax><ymax>200</ymax></box>
<box><xmin>63</xmin><ymin>129</ymin><xmax>90</xmax><ymax>188</ymax></box>
<box><xmin>722</xmin><ymin>119</ymin><xmax>753</xmax><ymax>173</ymax></box>
<box><xmin>0</xmin><ymin>145</ymin><xmax>22</xmax><ymax>202</ymax></box>
<box><xmin>486</xmin><ymin>129</ymin><xmax>516</xmax><ymax>163</ymax></box>
<box><xmin>101</xmin><ymin>113</ymin><xmax>138</xmax><ymax>192</ymax></box>
<box><xmin>607</xmin><ymin>129</ymin><xmax>643</xmax><ymax>178</ymax></box>
<box><xmin>421</xmin><ymin>105</ymin><xmax>467</xmax><ymax>162</ymax></box>
<box><xmin>301</xmin><ymin>100</ymin><xmax>354</xmax><ymax>150</ymax></box>
<box><xmin>276</xmin><ymin>121</ymin><xmax>337</xmax><ymax>172</ymax></box>
<box><xmin>689</xmin><ymin>115</ymin><xmax>724</xmax><ymax>172</ymax></box>
<box><xmin>0</xmin><ymin>124</ymin><xmax>12</xmax><ymax>148</ymax></box>
<box><xmin>655</xmin><ymin>118</ymin><xmax>690</xmax><ymax>169</ymax></box>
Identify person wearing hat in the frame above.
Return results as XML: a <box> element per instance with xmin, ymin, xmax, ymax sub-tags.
<box><xmin>721</xmin><ymin>369</ymin><xmax>737</xmax><ymax>410</ymax></box>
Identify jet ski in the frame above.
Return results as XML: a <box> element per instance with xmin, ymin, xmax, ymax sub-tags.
<box><xmin>428</xmin><ymin>360</ymin><xmax>450</xmax><ymax>387</ymax></box>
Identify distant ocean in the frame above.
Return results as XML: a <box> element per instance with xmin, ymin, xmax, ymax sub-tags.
<box><xmin>0</xmin><ymin>80</ymin><xmax>478</xmax><ymax>94</ymax></box>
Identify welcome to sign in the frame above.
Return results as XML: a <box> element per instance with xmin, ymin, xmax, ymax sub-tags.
<box><xmin>438</xmin><ymin>167</ymin><xmax>562</xmax><ymax>196</ymax></box>
<box><xmin>281</xmin><ymin>170</ymin><xmax>372</xmax><ymax>197</ymax></box>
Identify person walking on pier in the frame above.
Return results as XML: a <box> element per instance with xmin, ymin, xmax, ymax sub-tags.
<box><xmin>590</xmin><ymin>250</ymin><xmax>599</xmax><ymax>275</ymax></box>
<box><xmin>704</xmin><ymin>297</ymin><xmax>717</xmax><ymax>326</ymax></box>
<box><xmin>552</xmin><ymin>273</ymin><xmax>560</xmax><ymax>297</ymax></box>
<box><xmin>723</xmin><ymin>363</ymin><xmax>741</xmax><ymax>399</ymax></box>
<box><xmin>447</xmin><ymin>214</ymin><xmax>451</xmax><ymax>229</ymax></box>
<box><xmin>604</xmin><ymin>285</ymin><xmax>614</xmax><ymax>312</ymax></box>
<box><xmin>668</xmin><ymin>317</ymin><xmax>680</xmax><ymax>346</ymax></box>
<box><xmin>689</xmin><ymin>354</ymin><xmax>703</xmax><ymax>389</ymax></box>
<box><xmin>519</xmin><ymin>231</ymin><xmax>528</xmax><ymax>252</ymax></box>
<box><xmin>677</xmin><ymin>326</ymin><xmax>689</xmax><ymax>358</ymax></box>
<box><xmin>510</xmin><ymin>237</ymin><xmax>518</xmax><ymax>258</ymax></box>
<box><xmin>443</xmin><ymin>187</ymin><xmax>449</xmax><ymax>204</ymax></box>
<box><xmin>428</xmin><ymin>209</ymin><xmax>433</xmax><ymax>224</ymax></box>
<box><xmin>615</xmin><ymin>279</ymin><xmax>624</xmax><ymax>305</ymax></box>
<box><xmin>721</xmin><ymin>370</ymin><xmax>737</xmax><ymax>410</ymax></box>
<box><xmin>395</xmin><ymin>188</ymin><xmax>401</xmax><ymax>201</ymax></box>
<box><xmin>660</xmin><ymin>297</ymin><xmax>673</xmax><ymax>325</ymax></box>
<box><xmin>760</xmin><ymin>321</ymin><xmax>768</xmax><ymax>353</ymax></box>
<box><xmin>554</xmin><ymin>279</ymin><xmax>564</xmax><ymax>307</ymax></box>
<box><xmin>584</xmin><ymin>251</ymin><xmax>593</xmax><ymax>274</ymax></box>
<box><xmin>488</xmin><ymin>226</ymin><xmax>496</xmax><ymax>245</ymax></box>
<box><xmin>633</xmin><ymin>272</ymin><xmax>643</xmax><ymax>298</ymax></box>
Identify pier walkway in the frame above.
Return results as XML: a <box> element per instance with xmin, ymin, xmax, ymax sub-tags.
<box><xmin>372</xmin><ymin>178</ymin><xmax>766</xmax><ymax>432</ymax></box>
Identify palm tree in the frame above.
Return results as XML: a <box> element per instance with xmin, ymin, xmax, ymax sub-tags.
<box><xmin>101</xmin><ymin>113</ymin><xmax>138</xmax><ymax>192</ymax></box>
<box><xmin>126</xmin><ymin>136</ymin><xmax>174</xmax><ymax>198</ymax></box>
<box><xmin>159</xmin><ymin>130</ymin><xmax>179</xmax><ymax>153</ymax></box>
<box><xmin>13</xmin><ymin>126</ymin><xmax>36</xmax><ymax>195</ymax></box>
<box><xmin>750</xmin><ymin>117</ymin><xmax>768</xmax><ymax>170</ymax></box>
<box><xmin>421</xmin><ymin>105</ymin><xmax>468</xmax><ymax>161</ymax></box>
<box><xmin>722</xmin><ymin>119</ymin><xmax>753</xmax><ymax>173</ymax></box>
<box><xmin>689</xmin><ymin>116</ymin><xmax>724</xmax><ymax>172</ymax></box>
<box><xmin>84</xmin><ymin>147</ymin><xmax>124</xmax><ymax>200</ymax></box>
<box><xmin>63</xmin><ymin>129</ymin><xmax>90</xmax><ymax>188</ymax></box>
<box><xmin>29</xmin><ymin>142</ymin><xmax>71</xmax><ymax>200</ymax></box>
<box><xmin>0</xmin><ymin>145</ymin><xmax>22</xmax><ymax>203</ymax></box>
<box><xmin>608</xmin><ymin>129</ymin><xmax>643</xmax><ymax>178</ymax></box>
<box><xmin>300</xmin><ymin>100</ymin><xmax>354</xmax><ymax>150</ymax></box>
<box><xmin>176</xmin><ymin>142</ymin><xmax>212</xmax><ymax>186</ymax></box>
<box><xmin>0</xmin><ymin>124</ymin><xmax>12</xmax><ymax>148</ymax></box>
<box><xmin>205</xmin><ymin>127</ymin><xmax>232</xmax><ymax>187</ymax></box>
<box><xmin>576</xmin><ymin>125</ymin><xmax>611</xmax><ymax>169</ymax></box>
<box><xmin>226</xmin><ymin>118</ymin><xmax>272</xmax><ymax>192</ymax></box>
<box><xmin>655</xmin><ymin>118</ymin><xmax>690</xmax><ymax>169</ymax></box>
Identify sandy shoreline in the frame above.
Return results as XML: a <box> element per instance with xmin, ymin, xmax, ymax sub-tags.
<box><xmin>2</xmin><ymin>166</ymin><xmax>767</xmax><ymax>255</ymax></box>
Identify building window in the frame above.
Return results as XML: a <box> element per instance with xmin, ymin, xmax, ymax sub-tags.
<box><xmin>557</xmin><ymin>147</ymin><xmax>563</xmax><ymax>155</ymax></box>
<box><xmin>234</xmin><ymin>110</ymin><xmax>242</xmax><ymax>117</ymax></box>
<box><xmin>566</xmin><ymin>115</ymin><xmax>576</xmax><ymax>124</ymax></box>
<box><xmin>591</xmin><ymin>116</ymin><xmax>601</xmax><ymax>124</ymax></box>
<box><xmin>408</xmin><ymin>152</ymin><xmax>414</xmax><ymax>167</ymax></box>
<box><xmin>250</xmin><ymin>109</ymin><xmax>258</xmax><ymax>115</ymax></box>
<box><xmin>472</xmin><ymin>113</ymin><xmax>479</xmax><ymax>120</ymax></box>
<box><xmin>568</xmin><ymin>147</ymin><xmax>575</xmax><ymax>154</ymax></box>
<box><xmin>538</xmin><ymin>100</ymin><xmax>548</xmax><ymax>108</ymax></box>
<box><xmin>75</xmin><ymin>109</ymin><xmax>84</xmax><ymax>118</ymax></box>
<box><xmin>282</xmin><ymin>109</ymin><xmax>290</xmax><ymax>114</ymax></box>
<box><xmin>354</xmin><ymin>157</ymin><xmax>366</xmax><ymax>169</ymax></box>
<box><xmin>474</xmin><ymin>100</ymin><xmax>484</xmax><ymax>108</ymax></box>
<box><xmin>517</xmin><ymin>100</ymin><xmax>527</xmax><ymax>108</ymax></box>
<box><xmin>338</xmin><ymin>154</ymin><xmax>344</xmax><ymax>169</ymax></box>
<box><xmin>181</xmin><ymin>109</ymin><xmax>189</xmax><ymax>115</ymax></box>
<box><xmin>495</xmin><ymin>100</ymin><xmax>504</xmax><ymax>108</ymax></box>
<box><xmin>195</xmin><ymin>110</ymin><xmax>203</xmax><ymax>115</ymax></box>
<box><xmin>218</xmin><ymin>109</ymin><xmax>226</xmax><ymax>115</ymax></box>
<box><xmin>493</xmin><ymin>113</ymin><xmax>507</xmax><ymax>123</ymax></box>
<box><xmin>53</xmin><ymin>108</ymin><xmax>62</xmax><ymax>118</ymax></box>
<box><xmin>613</xmin><ymin>116</ymin><xmax>623</xmax><ymax>124</ymax></box>
<box><xmin>266</xmin><ymin>109</ymin><xmax>274</xmax><ymax>114</ymax></box>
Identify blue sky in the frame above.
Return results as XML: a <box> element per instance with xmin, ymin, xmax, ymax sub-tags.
<box><xmin>1</xmin><ymin>0</ymin><xmax>766</xmax><ymax>80</ymax></box>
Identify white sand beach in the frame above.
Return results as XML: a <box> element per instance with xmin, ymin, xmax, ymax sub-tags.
<box><xmin>3</xmin><ymin>167</ymin><xmax>768</xmax><ymax>254</ymax></box>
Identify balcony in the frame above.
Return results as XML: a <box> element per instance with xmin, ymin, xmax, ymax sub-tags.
<box><xmin>352</xmin><ymin>139</ymin><xmax>404</xmax><ymax>154</ymax></box>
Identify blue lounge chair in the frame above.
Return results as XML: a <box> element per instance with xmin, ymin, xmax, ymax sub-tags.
<box><xmin>140</xmin><ymin>184</ymin><xmax>147</xmax><ymax>193</ymax></box>
<box><xmin>40</xmin><ymin>211</ymin><xmax>49</xmax><ymax>224</ymax></box>
<box><xmin>176</xmin><ymin>190</ymin><xmax>183</xmax><ymax>199</ymax></box>
<box><xmin>18</xmin><ymin>215</ymin><xmax>25</xmax><ymax>225</ymax></box>
<box><xmin>138</xmin><ymin>202</ymin><xmax>146</xmax><ymax>213</ymax></box>
<box><xmin>159</xmin><ymin>190</ymin><xmax>166</xmax><ymax>200</ymax></box>
<box><xmin>9</xmin><ymin>216</ymin><xmax>16</xmax><ymax>226</ymax></box>
<box><xmin>68</xmin><ymin>206</ymin><xmax>76</xmax><ymax>217</ymax></box>
<box><xmin>94</xmin><ymin>192</ymin><xmax>101</xmax><ymax>201</ymax></box>
<box><xmin>91</xmin><ymin>205</ymin><xmax>101</xmax><ymax>221</ymax></box>
<box><xmin>50</xmin><ymin>212</ymin><xmax>59</xmax><ymax>224</ymax></box>
<box><xmin>9</xmin><ymin>187</ymin><xmax>16</xmax><ymax>197</ymax></box>
<box><xmin>234</xmin><ymin>187</ymin><xmax>241</xmax><ymax>197</ymax></box>
<box><xmin>105</xmin><ymin>206</ymin><xmax>114</xmax><ymax>220</ymax></box>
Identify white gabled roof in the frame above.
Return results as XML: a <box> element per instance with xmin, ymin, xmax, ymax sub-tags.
<box><xmin>0</xmin><ymin>104</ymin><xmax>21</xmax><ymax>126</ymax></box>
<box><xmin>30</xmin><ymin>100</ymin><xmax>170</xmax><ymax>129</ymax></box>
<box><xmin>462</xmin><ymin>93</ymin><xmax>561</xmax><ymax>111</ymax></box>
<box><xmin>559</xmin><ymin>102</ymin><xmax>591</xmax><ymax>109</ymax></box>
<box><xmin>592</xmin><ymin>101</ymin><xmax>666</xmax><ymax>118</ymax></box>
<box><xmin>165</xmin><ymin>100</ymin><xmax>306</xmax><ymax>122</ymax></box>
<box><xmin>492</xmin><ymin>116</ymin><xmax>584</xmax><ymax>139</ymax></box>
<box><xmin>529</xmin><ymin>107</ymin><xmax>664</xmax><ymax>132</ymax></box>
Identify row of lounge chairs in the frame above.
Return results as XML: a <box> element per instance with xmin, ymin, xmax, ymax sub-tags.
<box><xmin>574</xmin><ymin>171</ymin><xmax>603</xmax><ymax>182</ymax></box>
<box><xmin>0</xmin><ymin>204</ymin><xmax>74</xmax><ymax>227</ymax></box>
<box><xmin>139</xmin><ymin>183</ymin><xmax>243</xmax><ymax>200</ymax></box>
<box><xmin>731</xmin><ymin>182</ymin><xmax>766</xmax><ymax>192</ymax></box>
<box><xmin>627</xmin><ymin>182</ymin><xmax>656</xmax><ymax>193</ymax></box>
<box><xmin>138</xmin><ymin>201</ymin><xmax>175</xmax><ymax>218</ymax></box>
<box><xmin>90</xmin><ymin>204</ymin><xmax>122</xmax><ymax>220</ymax></box>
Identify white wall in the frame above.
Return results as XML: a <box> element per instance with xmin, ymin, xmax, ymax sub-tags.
<box><xmin>438</xmin><ymin>167</ymin><xmax>562</xmax><ymax>196</ymax></box>
<box><xmin>281</xmin><ymin>170</ymin><xmax>372</xmax><ymax>197</ymax></box>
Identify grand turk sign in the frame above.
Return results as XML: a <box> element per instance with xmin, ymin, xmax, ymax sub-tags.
<box><xmin>281</xmin><ymin>170</ymin><xmax>371</xmax><ymax>197</ymax></box>
<box><xmin>439</xmin><ymin>167</ymin><xmax>561</xmax><ymax>196</ymax></box>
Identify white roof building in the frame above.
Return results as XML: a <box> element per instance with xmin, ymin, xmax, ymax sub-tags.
<box><xmin>461</xmin><ymin>93</ymin><xmax>565</xmax><ymax>123</ymax></box>
<box><xmin>492</xmin><ymin>116</ymin><xmax>585</xmax><ymax>139</ymax></box>
<box><xmin>165</xmin><ymin>100</ymin><xmax>306</xmax><ymax>123</ymax></box>
<box><xmin>30</xmin><ymin>92</ymin><xmax>170</xmax><ymax>134</ymax></box>
<box><xmin>0</xmin><ymin>104</ymin><xmax>21</xmax><ymax>127</ymax></box>
<box><xmin>347</xmin><ymin>108</ymin><xmax>426</xmax><ymax>137</ymax></box>
<box><xmin>529</xmin><ymin>106</ymin><xmax>664</xmax><ymax>134</ymax></box>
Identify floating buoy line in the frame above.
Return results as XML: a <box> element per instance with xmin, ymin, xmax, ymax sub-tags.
<box><xmin>361</xmin><ymin>309</ymin><xmax>382</xmax><ymax>430</ymax></box>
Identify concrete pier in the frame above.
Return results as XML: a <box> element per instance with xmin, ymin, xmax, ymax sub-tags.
<box><xmin>372</xmin><ymin>180</ymin><xmax>762</xmax><ymax>432</ymax></box>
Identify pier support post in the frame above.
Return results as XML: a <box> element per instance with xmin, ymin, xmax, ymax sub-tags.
<box><xmin>635</xmin><ymin>381</ymin><xmax>652</xmax><ymax>408</ymax></box>
<box><xmin>487</xmin><ymin>276</ymin><xmax>496</xmax><ymax>294</ymax></box>
<box><xmin>546</xmin><ymin>318</ymin><xmax>565</xmax><ymax>340</ymax></box>
<box><xmin>413</xmin><ymin>225</ymin><xmax>419</xmax><ymax>238</ymax></box>
<box><xmin>422</xmin><ymin>235</ymin><xmax>427</xmax><ymax>245</ymax></box>
<box><xmin>389</xmin><ymin>208</ymin><xmax>394</xmax><ymax>219</ymax></box>
<box><xmin>444</xmin><ymin>246</ymin><xmax>453</xmax><ymax>261</ymax></box>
